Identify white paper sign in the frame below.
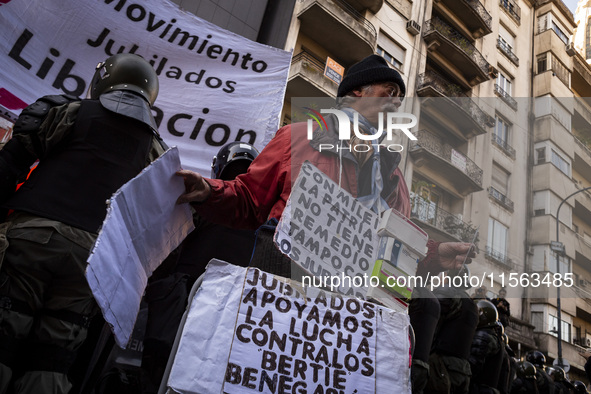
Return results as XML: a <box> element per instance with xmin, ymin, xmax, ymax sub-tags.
<box><xmin>275</xmin><ymin>162</ymin><xmax>381</xmax><ymax>298</ymax></box>
<box><xmin>225</xmin><ymin>268</ymin><xmax>376</xmax><ymax>394</ymax></box>
<box><xmin>166</xmin><ymin>260</ymin><xmax>411</xmax><ymax>394</ymax></box>
<box><xmin>86</xmin><ymin>147</ymin><xmax>194</xmax><ymax>347</ymax></box>
<box><xmin>0</xmin><ymin>0</ymin><xmax>291</xmax><ymax>175</ymax></box>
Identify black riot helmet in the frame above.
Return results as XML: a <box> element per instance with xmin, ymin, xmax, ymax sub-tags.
<box><xmin>88</xmin><ymin>53</ymin><xmax>159</xmax><ymax>105</ymax></box>
<box><xmin>211</xmin><ymin>142</ymin><xmax>259</xmax><ymax>180</ymax></box>
<box><xmin>573</xmin><ymin>380</ymin><xmax>589</xmax><ymax>393</ymax></box>
<box><xmin>516</xmin><ymin>361</ymin><xmax>537</xmax><ymax>379</ymax></box>
<box><xmin>546</xmin><ymin>365</ymin><xmax>566</xmax><ymax>382</ymax></box>
<box><xmin>476</xmin><ymin>299</ymin><xmax>499</xmax><ymax>328</ymax></box>
<box><xmin>525</xmin><ymin>350</ymin><xmax>546</xmax><ymax>369</ymax></box>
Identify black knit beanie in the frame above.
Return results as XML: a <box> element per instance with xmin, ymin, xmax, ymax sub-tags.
<box><xmin>337</xmin><ymin>54</ymin><xmax>406</xmax><ymax>97</ymax></box>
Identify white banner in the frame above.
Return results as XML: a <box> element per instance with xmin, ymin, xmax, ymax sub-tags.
<box><xmin>86</xmin><ymin>147</ymin><xmax>194</xmax><ymax>347</ymax></box>
<box><xmin>0</xmin><ymin>0</ymin><xmax>291</xmax><ymax>175</ymax></box>
<box><xmin>167</xmin><ymin>260</ymin><xmax>411</xmax><ymax>394</ymax></box>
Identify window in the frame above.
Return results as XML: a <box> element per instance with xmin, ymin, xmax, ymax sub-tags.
<box><xmin>537</xmin><ymin>53</ymin><xmax>548</xmax><ymax>73</ymax></box>
<box><xmin>550</xmin><ymin>251</ymin><xmax>571</xmax><ymax>275</ymax></box>
<box><xmin>551</xmin><ymin>149</ymin><xmax>570</xmax><ymax>176</ymax></box>
<box><xmin>495</xmin><ymin>116</ymin><xmax>510</xmax><ymax>144</ymax></box>
<box><xmin>488</xmin><ymin>218</ymin><xmax>508</xmax><ymax>257</ymax></box>
<box><xmin>410</xmin><ymin>180</ymin><xmax>439</xmax><ymax>224</ymax></box>
<box><xmin>537</xmin><ymin>13</ymin><xmax>548</xmax><ymax>34</ymax></box>
<box><xmin>377</xmin><ymin>33</ymin><xmax>405</xmax><ymax>71</ymax></box>
<box><xmin>537</xmin><ymin>13</ymin><xmax>570</xmax><ymax>45</ymax></box>
<box><xmin>549</xmin><ymin>314</ymin><xmax>571</xmax><ymax>342</ymax></box>
<box><xmin>491</xmin><ymin>164</ymin><xmax>510</xmax><ymax>196</ymax></box>
<box><xmin>552</xmin><ymin>21</ymin><xmax>569</xmax><ymax>45</ymax></box>
<box><xmin>497</xmin><ymin>73</ymin><xmax>512</xmax><ymax>96</ymax></box>
<box><xmin>536</xmin><ymin>147</ymin><xmax>546</xmax><ymax>164</ymax></box>
<box><xmin>531</xmin><ymin>311</ymin><xmax>544</xmax><ymax>332</ymax></box>
<box><xmin>498</xmin><ymin>25</ymin><xmax>515</xmax><ymax>53</ymax></box>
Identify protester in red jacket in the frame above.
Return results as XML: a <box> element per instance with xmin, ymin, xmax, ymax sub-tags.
<box><xmin>176</xmin><ymin>54</ymin><xmax>475</xmax><ymax>275</ymax></box>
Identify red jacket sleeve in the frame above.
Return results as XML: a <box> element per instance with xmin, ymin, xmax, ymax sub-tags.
<box><xmin>416</xmin><ymin>240</ymin><xmax>443</xmax><ymax>279</ymax></box>
<box><xmin>193</xmin><ymin>125</ymin><xmax>292</xmax><ymax>230</ymax></box>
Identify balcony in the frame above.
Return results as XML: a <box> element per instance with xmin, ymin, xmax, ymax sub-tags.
<box><xmin>423</xmin><ymin>18</ymin><xmax>491</xmax><ymax>88</ymax></box>
<box><xmin>385</xmin><ymin>0</ymin><xmax>411</xmax><ymax>19</ymax></box>
<box><xmin>434</xmin><ymin>0</ymin><xmax>492</xmax><ymax>38</ymax></box>
<box><xmin>410</xmin><ymin>130</ymin><xmax>484</xmax><ymax>195</ymax></box>
<box><xmin>298</xmin><ymin>0</ymin><xmax>376</xmax><ymax>67</ymax></box>
<box><xmin>496</xmin><ymin>38</ymin><xmax>519</xmax><ymax>66</ymax></box>
<box><xmin>506</xmin><ymin>316</ymin><xmax>536</xmax><ymax>349</ymax></box>
<box><xmin>574</xmin><ymin>185</ymin><xmax>591</xmax><ymax>224</ymax></box>
<box><xmin>410</xmin><ymin>195</ymin><xmax>478</xmax><ymax>243</ymax></box>
<box><xmin>499</xmin><ymin>0</ymin><xmax>521</xmax><ymax>25</ymax></box>
<box><xmin>536</xmin><ymin>334</ymin><xmax>587</xmax><ymax>374</ymax></box>
<box><xmin>484</xmin><ymin>246</ymin><xmax>514</xmax><ymax>269</ymax></box>
<box><xmin>494</xmin><ymin>83</ymin><xmax>518</xmax><ymax>111</ymax></box>
<box><xmin>286</xmin><ymin>51</ymin><xmax>338</xmax><ymax>99</ymax></box>
<box><xmin>574</xmin><ymin>133</ymin><xmax>591</xmax><ymax>178</ymax></box>
<box><xmin>347</xmin><ymin>0</ymin><xmax>384</xmax><ymax>13</ymax></box>
<box><xmin>488</xmin><ymin>186</ymin><xmax>514</xmax><ymax>212</ymax></box>
<box><xmin>572</xmin><ymin>54</ymin><xmax>591</xmax><ymax>97</ymax></box>
<box><xmin>417</xmin><ymin>70</ymin><xmax>494</xmax><ymax>140</ymax></box>
<box><xmin>491</xmin><ymin>133</ymin><xmax>516</xmax><ymax>159</ymax></box>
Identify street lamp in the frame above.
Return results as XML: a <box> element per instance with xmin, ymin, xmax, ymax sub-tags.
<box><xmin>554</xmin><ymin>185</ymin><xmax>591</xmax><ymax>369</ymax></box>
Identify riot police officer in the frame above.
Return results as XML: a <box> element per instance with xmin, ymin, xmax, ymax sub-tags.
<box><xmin>469</xmin><ymin>300</ymin><xmax>504</xmax><ymax>394</ymax></box>
<box><xmin>426</xmin><ymin>267</ymin><xmax>478</xmax><ymax>394</ymax></box>
<box><xmin>0</xmin><ymin>53</ymin><xmax>163</xmax><ymax>394</ymax></box>
<box><xmin>526</xmin><ymin>351</ymin><xmax>555</xmax><ymax>394</ymax></box>
<box><xmin>510</xmin><ymin>361</ymin><xmax>539</xmax><ymax>394</ymax></box>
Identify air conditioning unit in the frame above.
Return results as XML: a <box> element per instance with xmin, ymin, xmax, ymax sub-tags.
<box><xmin>566</xmin><ymin>43</ymin><xmax>576</xmax><ymax>57</ymax></box>
<box><xmin>406</xmin><ymin>20</ymin><xmax>421</xmax><ymax>36</ymax></box>
<box><xmin>586</xmin><ymin>338</ymin><xmax>591</xmax><ymax>347</ymax></box>
<box><xmin>489</xmin><ymin>65</ymin><xmax>499</xmax><ymax>78</ymax></box>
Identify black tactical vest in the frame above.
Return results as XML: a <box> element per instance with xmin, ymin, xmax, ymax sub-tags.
<box><xmin>6</xmin><ymin>100</ymin><xmax>153</xmax><ymax>233</ymax></box>
<box><xmin>476</xmin><ymin>329</ymin><xmax>505</xmax><ymax>388</ymax></box>
<box><xmin>434</xmin><ymin>295</ymin><xmax>479</xmax><ymax>358</ymax></box>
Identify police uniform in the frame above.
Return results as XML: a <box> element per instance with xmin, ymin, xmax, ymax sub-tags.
<box><xmin>0</xmin><ymin>54</ymin><xmax>163</xmax><ymax>394</ymax></box>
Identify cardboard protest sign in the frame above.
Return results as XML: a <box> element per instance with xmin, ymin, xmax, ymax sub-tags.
<box><xmin>166</xmin><ymin>260</ymin><xmax>411</xmax><ymax>394</ymax></box>
<box><xmin>275</xmin><ymin>162</ymin><xmax>429</xmax><ymax>311</ymax></box>
<box><xmin>0</xmin><ymin>0</ymin><xmax>291</xmax><ymax>175</ymax></box>
<box><xmin>275</xmin><ymin>162</ymin><xmax>381</xmax><ymax>299</ymax></box>
<box><xmin>225</xmin><ymin>268</ymin><xmax>376</xmax><ymax>393</ymax></box>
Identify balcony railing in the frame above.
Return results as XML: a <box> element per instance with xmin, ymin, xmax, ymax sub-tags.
<box><xmin>418</xmin><ymin>70</ymin><xmax>494</xmax><ymax>130</ymax></box>
<box><xmin>494</xmin><ymin>83</ymin><xmax>518</xmax><ymax>110</ymax></box>
<box><xmin>488</xmin><ymin>186</ymin><xmax>514</xmax><ymax>212</ymax></box>
<box><xmin>424</xmin><ymin>18</ymin><xmax>490</xmax><ymax>77</ymax></box>
<box><xmin>574</xmin><ymin>134</ymin><xmax>591</xmax><ymax>160</ymax></box>
<box><xmin>491</xmin><ymin>133</ymin><xmax>516</xmax><ymax>158</ymax></box>
<box><xmin>499</xmin><ymin>0</ymin><xmax>521</xmax><ymax>24</ymax></box>
<box><xmin>291</xmin><ymin>50</ymin><xmax>325</xmax><ymax>73</ymax></box>
<box><xmin>333</xmin><ymin>0</ymin><xmax>376</xmax><ymax>38</ymax></box>
<box><xmin>464</xmin><ymin>0</ymin><xmax>493</xmax><ymax>31</ymax></box>
<box><xmin>485</xmin><ymin>245</ymin><xmax>513</xmax><ymax>268</ymax></box>
<box><xmin>410</xmin><ymin>195</ymin><xmax>478</xmax><ymax>242</ymax></box>
<box><xmin>411</xmin><ymin>130</ymin><xmax>484</xmax><ymax>187</ymax></box>
<box><xmin>496</xmin><ymin>38</ymin><xmax>519</xmax><ymax>66</ymax></box>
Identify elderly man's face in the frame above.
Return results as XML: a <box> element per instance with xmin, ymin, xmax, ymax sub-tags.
<box><xmin>350</xmin><ymin>82</ymin><xmax>403</xmax><ymax>127</ymax></box>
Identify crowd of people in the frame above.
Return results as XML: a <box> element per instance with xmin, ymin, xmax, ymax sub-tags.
<box><xmin>0</xmin><ymin>51</ymin><xmax>589</xmax><ymax>394</ymax></box>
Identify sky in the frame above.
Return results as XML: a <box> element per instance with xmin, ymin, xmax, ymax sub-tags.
<box><xmin>564</xmin><ymin>0</ymin><xmax>579</xmax><ymax>14</ymax></box>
